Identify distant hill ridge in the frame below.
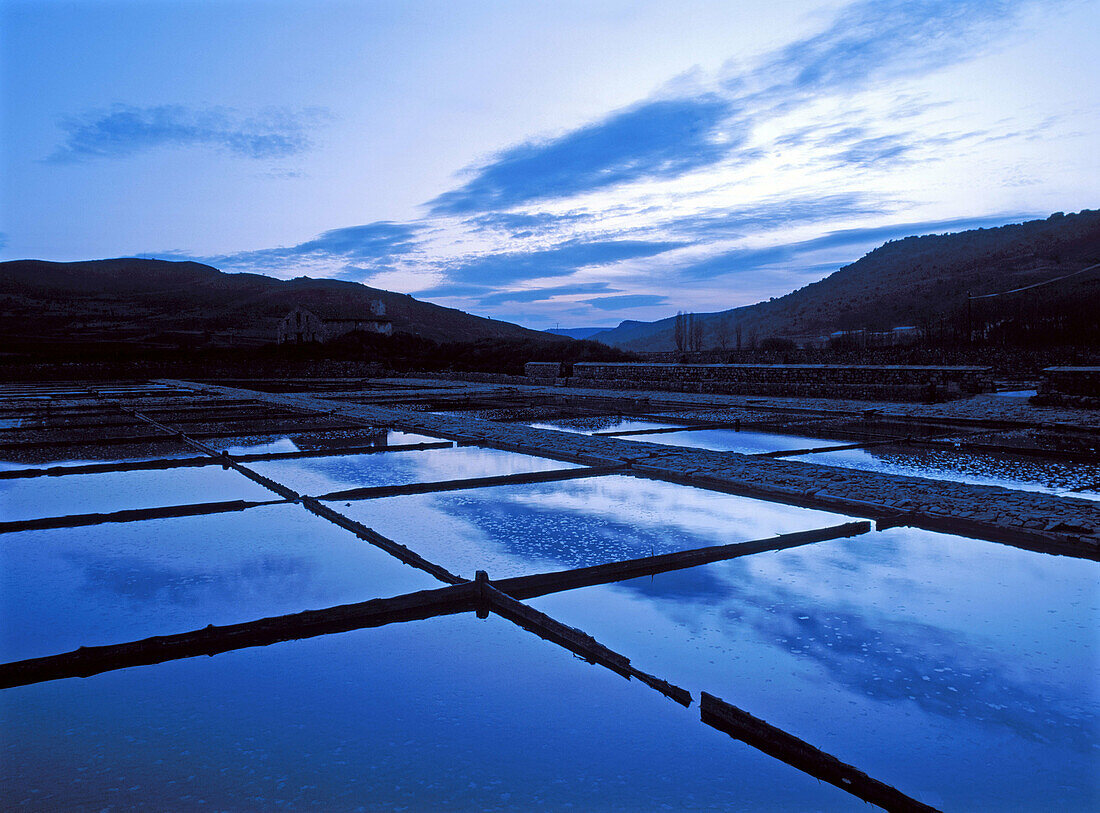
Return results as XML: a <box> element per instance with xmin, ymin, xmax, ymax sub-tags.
<box><xmin>591</xmin><ymin>210</ymin><xmax>1100</xmax><ymax>351</ymax></box>
<box><xmin>544</xmin><ymin>327</ymin><xmax>615</xmax><ymax>340</ymax></box>
<box><xmin>0</xmin><ymin>258</ymin><xmax>560</xmax><ymax>347</ymax></box>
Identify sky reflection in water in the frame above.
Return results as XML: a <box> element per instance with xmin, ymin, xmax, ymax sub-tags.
<box><xmin>250</xmin><ymin>444</ymin><xmax>579</xmax><ymax>496</ymax></box>
<box><xmin>208</xmin><ymin>428</ymin><xmax>439</xmax><ymax>455</ymax></box>
<box><xmin>0</xmin><ymin>503</ymin><xmax>438</xmax><ymax>661</ymax></box>
<box><xmin>345</xmin><ymin>474</ymin><xmax>848</xmax><ymax>579</ymax></box>
<box><xmin>0</xmin><ymin>466</ymin><xmax>274</xmax><ymax>523</ymax></box>
<box><xmin>529</xmin><ymin>530</ymin><xmax>1100</xmax><ymax>811</ymax></box>
<box><xmin>790</xmin><ymin>445</ymin><xmax>1100</xmax><ymax>499</ymax></box>
<box><xmin>528</xmin><ymin>417</ymin><xmax>687</xmax><ymax>434</ymax></box>
<box><xmin>529</xmin><ymin>417</ymin><xmax>841</xmax><ymax>454</ymax></box>
<box><xmin>342</xmin><ymin>472</ymin><xmax>1097</xmax><ymax>809</ymax></box>
<box><xmin>2</xmin><ymin>440</ymin><xmax>1096</xmax><ymax>809</ymax></box>
<box><xmin>1</xmin><ymin>614</ymin><xmax>861</xmax><ymax>810</ymax></box>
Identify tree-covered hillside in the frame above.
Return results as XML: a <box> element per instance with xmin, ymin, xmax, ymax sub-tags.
<box><xmin>593</xmin><ymin>210</ymin><xmax>1100</xmax><ymax>351</ymax></box>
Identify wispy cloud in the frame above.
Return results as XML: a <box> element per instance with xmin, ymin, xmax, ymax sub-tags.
<box><xmin>831</xmin><ymin>134</ymin><xmax>917</xmax><ymax>168</ymax></box>
<box><xmin>426</xmin><ymin>1</ymin><xmax>1040</xmax><ymax>220</ymax></box>
<box><xmin>48</xmin><ymin>104</ymin><xmax>329</xmax><ymax>163</ymax></box>
<box><xmin>140</xmin><ymin>0</ymin><xmax>1061</xmax><ymax>329</ymax></box>
<box><xmin>474</xmin><ymin>282</ymin><xmax>619</xmax><ymax>306</ymax></box>
<box><xmin>748</xmin><ymin>0</ymin><xmax>1031</xmax><ymax>102</ymax></box>
<box><xmin>428</xmin><ymin>96</ymin><xmax>744</xmax><ymax>215</ymax></box>
<box><xmin>200</xmin><ymin>221</ymin><xmax>422</xmax><ymax>277</ymax></box>
<box><xmin>465</xmin><ymin>210</ymin><xmax>590</xmax><ymax>238</ymax></box>
<box><xmin>661</xmin><ymin>193</ymin><xmax>887</xmax><ymax>240</ymax></box>
<box><xmin>583</xmin><ymin>294</ymin><xmax>669</xmax><ymax>310</ymax></box>
<box><xmin>440</xmin><ymin>239</ymin><xmax>686</xmax><ymax>286</ymax></box>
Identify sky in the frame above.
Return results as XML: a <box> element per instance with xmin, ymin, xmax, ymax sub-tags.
<box><xmin>2</xmin><ymin>0</ymin><xmax>1097</xmax><ymax>330</ymax></box>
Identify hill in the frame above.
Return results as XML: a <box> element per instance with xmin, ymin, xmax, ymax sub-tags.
<box><xmin>0</xmin><ymin>258</ymin><xmax>560</xmax><ymax>349</ymax></box>
<box><xmin>544</xmin><ymin>327</ymin><xmax>615</xmax><ymax>340</ymax></box>
<box><xmin>592</xmin><ymin>210</ymin><xmax>1100</xmax><ymax>351</ymax></box>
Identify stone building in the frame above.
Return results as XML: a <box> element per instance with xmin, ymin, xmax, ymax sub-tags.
<box><xmin>277</xmin><ymin>302</ymin><xmax>392</xmax><ymax>344</ymax></box>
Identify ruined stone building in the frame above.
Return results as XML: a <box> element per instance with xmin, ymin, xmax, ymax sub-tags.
<box><xmin>277</xmin><ymin>301</ymin><xmax>392</xmax><ymax>344</ymax></box>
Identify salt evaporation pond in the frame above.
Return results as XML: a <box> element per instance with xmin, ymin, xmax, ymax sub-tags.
<box><xmin>529</xmin><ymin>417</ymin><xmax>849</xmax><ymax>454</ymax></box>
<box><xmin>248</xmin><ymin>444</ymin><xmax>580</xmax><ymax>496</ymax></box>
<box><xmin>346</xmin><ymin>474</ymin><xmax>849</xmax><ymax>579</ymax></box>
<box><xmin>531</xmin><ymin>527</ymin><xmax>1100</xmax><ymax>811</ymax></box>
<box><xmin>348</xmin><ymin>476</ymin><xmax>1098</xmax><ymax>810</ymax></box>
<box><xmin>1</xmin><ymin>505</ymin><xmax>860</xmax><ymax>810</ymax></box>
<box><xmin>208</xmin><ymin>428</ymin><xmax>440</xmax><ymax>456</ymax></box>
<box><xmin>528</xmin><ymin>417</ymin><xmax>687</xmax><ymax>434</ymax></box>
<box><xmin>0</xmin><ymin>504</ymin><xmax>439</xmax><ymax>660</ymax></box>
<box><xmin>0</xmin><ymin>466</ymin><xmax>275</xmax><ymax>523</ymax></box>
<box><xmin>0</xmin><ymin>440</ymin><xmax>196</xmax><ymax>472</ymax></box>
<box><xmin>620</xmin><ymin>428</ymin><xmax>841</xmax><ymax>454</ymax></box>
<box><xmin>789</xmin><ymin>444</ymin><xmax>1100</xmax><ymax>500</ymax></box>
<box><xmin>3</xmin><ymin>441</ymin><xmax>1096</xmax><ymax>809</ymax></box>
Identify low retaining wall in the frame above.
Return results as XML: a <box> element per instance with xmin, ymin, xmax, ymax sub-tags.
<box><xmin>1034</xmin><ymin>367</ymin><xmax>1100</xmax><ymax>408</ymax></box>
<box><xmin>562</xmin><ymin>363</ymin><xmax>993</xmax><ymax>402</ymax></box>
<box><xmin>524</xmin><ymin>362</ymin><xmax>563</xmax><ymax>382</ymax></box>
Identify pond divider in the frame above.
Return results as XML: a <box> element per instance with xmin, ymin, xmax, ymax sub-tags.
<box><xmin>592</xmin><ymin>422</ymin><xmax>734</xmax><ymax>437</ymax></box>
<box><xmin>493</xmin><ymin>521</ymin><xmax>871</xmax><ymax>599</ymax></box>
<box><xmin>0</xmin><ymin>440</ymin><xmax>454</xmax><ymax>481</ymax></box>
<box><xmin>311</xmin><ymin>464</ymin><xmax>625</xmax><ymax>503</ymax></box>
<box><xmin>0</xmin><ymin>582</ymin><xmax>483</xmax><ymax>688</ymax></box>
<box><xmin>479</xmin><ymin>575</ymin><xmax>693</xmax><ymax>707</ymax></box>
<box><xmin>299</xmin><ymin>496</ymin><xmax>466</xmax><ymax>584</ymax></box>
<box><xmin>0</xmin><ymin>497</ymin><xmax>287</xmax><ymax>534</ymax></box>
<box><xmin>701</xmin><ymin>693</ymin><xmax>939</xmax><ymax>812</ymax></box>
<box><xmin>749</xmin><ymin>439</ymin><xmax>904</xmax><ymax>458</ymax></box>
<box><xmin>0</xmin><ymin>422</ymin><xmax>375</xmax><ymax>451</ymax></box>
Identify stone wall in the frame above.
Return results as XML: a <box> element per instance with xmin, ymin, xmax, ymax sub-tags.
<box><xmin>565</xmin><ymin>363</ymin><xmax>993</xmax><ymax>402</ymax></box>
<box><xmin>524</xmin><ymin>362</ymin><xmax>563</xmax><ymax>381</ymax></box>
<box><xmin>1034</xmin><ymin>367</ymin><xmax>1100</xmax><ymax>408</ymax></box>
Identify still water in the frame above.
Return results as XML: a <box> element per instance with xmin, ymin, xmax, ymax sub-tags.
<box><xmin>789</xmin><ymin>445</ymin><xmax>1100</xmax><ymax>500</ymax></box>
<box><xmin>208</xmin><ymin>429</ymin><xmax>440</xmax><ymax>455</ymax></box>
<box><xmin>0</xmin><ymin>504</ymin><xmax>438</xmax><ymax>660</ymax></box>
<box><xmin>529</xmin><ymin>418</ymin><xmax>848</xmax><ymax>454</ymax></box>
<box><xmin>249</xmin><ymin>445</ymin><xmax>580</xmax><ymax>497</ymax></box>
<box><xmin>533</xmin><ymin>529</ymin><xmax>1099</xmax><ymax>811</ymax></box>
<box><xmin>620</xmin><ymin>428</ymin><xmax>841</xmax><ymax>454</ymax></box>
<box><xmin>1</xmin><ymin>503</ymin><xmax>859</xmax><ymax>810</ymax></box>
<box><xmin>351</xmin><ymin>477</ymin><xmax>1099</xmax><ymax>810</ymax></box>
<box><xmin>2</xmin><ymin>447</ymin><xmax>1095</xmax><ymax>809</ymax></box>
<box><xmin>344</xmin><ymin>474</ymin><xmax>848</xmax><ymax>579</ymax></box>
<box><xmin>528</xmin><ymin>417</ymin><xmax>687</xmax><ymax>434</ymax></box>
<box><xmin>0</xmin><ymin>467</ymin><xmax>275</xmax><ymax>523</ymax></box>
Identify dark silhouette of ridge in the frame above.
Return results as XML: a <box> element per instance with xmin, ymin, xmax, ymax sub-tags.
<box><xmin>0</xmin><ymin>258</ymin><xmax>562</xmax><ymax>348</ymax></box>
<box><xmin>591</xmin><ymin>210</ymin><xmax>1100</xmax><ymax>351</ymax></box>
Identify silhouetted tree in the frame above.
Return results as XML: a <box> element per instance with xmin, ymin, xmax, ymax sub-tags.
<box><xmin>690</xmin><ymin>313</ymin><xmax>704</xmax><ymax>351</ymax></box>
<box><xmin>714</xmin><ymin>317</ymin><xmax>731</xmax><ymax>350</ymax></box>
<box><xmin>674</xmin><ymin>311</ymin><xmax>686</xmax><ymax>352</ymax></box>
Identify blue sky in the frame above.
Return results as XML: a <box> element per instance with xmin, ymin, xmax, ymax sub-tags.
<box><xmin>2</xmin><ymin>0</ymin><xmax>1097</xmax><ymax>329</ymax></box>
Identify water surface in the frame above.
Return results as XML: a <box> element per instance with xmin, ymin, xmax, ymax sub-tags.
<box><xmin>0</xmin><ymin>466</ymin><xmax>274</xmax><ymax>523</ymax></box>
<box><xmin>789</xmin><ymin>445</ymin><xmax>1100</xmax><ymax>499</ymax></box>
<box><xmin>1</xmin><ymin>616</ymin><xmax>860</xmax><ymax>811</ymax></box>
<box><xmin>530</xmin><ymin>528</ymin><xmax>1099</xmax><ymax>811</ymax></box>
<box><xmin>250</xmin><ymin>445</ymin><xmax>580</xmax><ymax>498</ymax></box>
<box><xmin>0</xmin><ymin>504</ymin><xmax>438</xmax><ymax>661</ymax></box>
<box><xmin>624</xmin><ymin>428</ymin><xmax>843</xmax><ymax>454</ymax></box>
<box><xmin>343</xmin><ymin>474</ymin><xmax>849</xmax><ymax>579</ymax></box>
